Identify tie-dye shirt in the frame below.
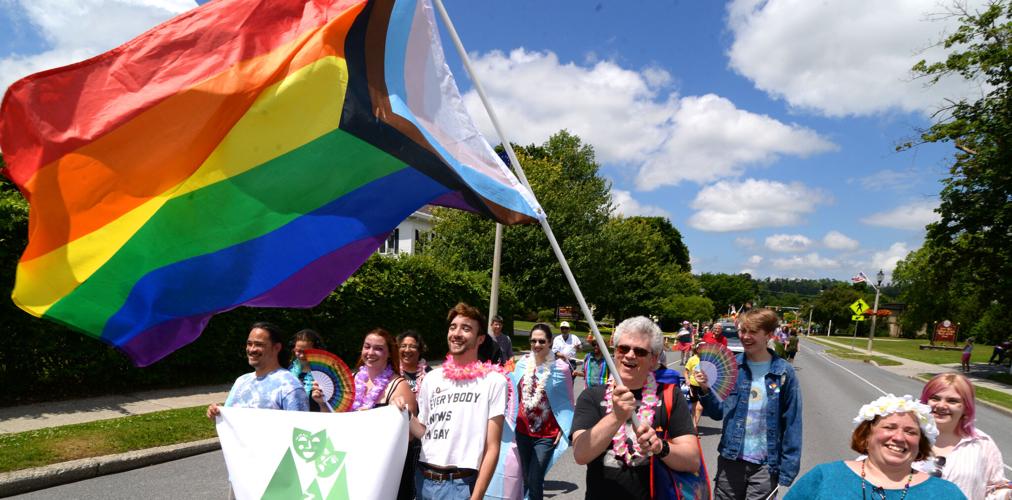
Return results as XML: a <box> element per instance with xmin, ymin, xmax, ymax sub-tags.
<box><xmin>742</xmin><ymin>360</ymin><xmax>770</xmax><ymax>464</ymax></box>
<box><xmin>224</xmin><ymin>368</ymin><xmax>309</xmax><ymax>411</ymax></box>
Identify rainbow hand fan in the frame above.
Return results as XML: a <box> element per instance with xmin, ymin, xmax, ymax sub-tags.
<box><xmin>303</xmin><ymin>348</ymin><xmax>355</xmax><ymax>412</ymax></box>
<box><xmin>695</xmin><ymin>344</ymin><xmax>738</xmax><ymax>400</ymax></box>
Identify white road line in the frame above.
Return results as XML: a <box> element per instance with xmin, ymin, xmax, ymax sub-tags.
<box><xmin>803</xmin><ymin>341</ymin><xmax>1012</xmax><ymax>473</ymax></box>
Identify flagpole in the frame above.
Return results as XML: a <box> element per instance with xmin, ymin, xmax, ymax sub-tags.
<box><xmin>487</xmin><ymin>222</ymin><xmax>503</xmax><ymax>332</ymax></box>
<box><xmin>431</xmin><ymin>0</ymin><xmax>634</xmax><ymax>425</ymax></box>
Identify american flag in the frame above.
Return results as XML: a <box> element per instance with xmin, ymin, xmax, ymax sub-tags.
<box><xmin>851</xmin><ymin>272</ymin><xmax>869</xmax><ymax>284</ymax></box>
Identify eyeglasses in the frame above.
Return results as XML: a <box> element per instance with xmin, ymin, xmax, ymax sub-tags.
<box><xmin>615</xmin><ymin>344</ymin><xmax>651</xmax><ymax>357</ymax></box>
<box><xmin>530</xmin><ymin>339</ymin><xmax>548</xmax><ymax>345</ymax></box>
<box><xmin>399</xmin><ymin>344</ymin><xmax>419</xmax><ymax>350</ymax></box>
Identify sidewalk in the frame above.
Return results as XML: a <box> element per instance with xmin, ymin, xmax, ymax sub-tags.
<box><xmin>0</xmin><ymin>384</ymin><xmax>230</xmax><ymax>434</ymax></box>
<box><xmin>808</xmin><ymin>336</ymin><xmax>1012</xmax><ymax>398</ymax></box>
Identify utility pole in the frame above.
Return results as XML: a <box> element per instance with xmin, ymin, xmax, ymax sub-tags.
<box><xmin>806</xmin><ymin>307</ymin><xmax>813</xmax><ymax>336</ymax></box>
<box><xmin>866</xmin><ymin>270</ymin><xmax>884</xmax><ymax>357</ymax></box>
<box><xmin>827</xmin><ymin>319</ymin><xmax>832</xmax><ymax>337</ymax></box>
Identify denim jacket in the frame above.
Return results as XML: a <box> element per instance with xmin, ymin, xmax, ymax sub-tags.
<box><xmin>699</xmin><ymin>350</ymin><xmax>802</xmax><ymax>486</ymax></box>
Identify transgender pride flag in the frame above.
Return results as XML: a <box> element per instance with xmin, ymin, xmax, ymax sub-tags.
<box><xmin>0</xmin><ymin>0</ymin><xmax>541</xmax><ymax>366</ymax></box>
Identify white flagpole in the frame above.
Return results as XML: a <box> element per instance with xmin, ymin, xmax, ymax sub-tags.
<box><xmin>488</xmin><ymin>222</ymin><xmax>503</xmax><ymax>331</ymax></box>
<box><xmin>430</xmin><ymin>0</ymin><xmax>634</xmax><ymax>424</ymax></box>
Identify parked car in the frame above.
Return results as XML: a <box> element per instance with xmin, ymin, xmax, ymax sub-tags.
<box><xmin>720</xmin><ymin>322</ymin><xmax>744</xmax><ymax>354</ymax></box>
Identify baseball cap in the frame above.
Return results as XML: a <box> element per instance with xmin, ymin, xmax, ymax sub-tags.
<box><xmin>560</xmin><ymin>321</ymin><xmax>571</xmax><ymax>328</ymax></box>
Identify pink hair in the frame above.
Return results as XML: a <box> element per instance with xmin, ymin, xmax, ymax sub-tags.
<box><xmin>919</xmin><ymin>373</ymin><xmax>978</xmax><ymax>438</ymax></box>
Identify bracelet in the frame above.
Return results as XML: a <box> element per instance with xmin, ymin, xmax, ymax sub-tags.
<box><xmin>657</xmin><ymin>439</ymin><xmax>670</xmax><ymax>458</ymax></box>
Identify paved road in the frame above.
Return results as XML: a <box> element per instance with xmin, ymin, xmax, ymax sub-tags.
<box><xmin>14</xmin><ymin>339</ymin><xmax>1011</xmax><ymax>499</ymax></box>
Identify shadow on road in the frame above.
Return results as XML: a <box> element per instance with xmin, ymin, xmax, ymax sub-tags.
<box><xmin>544</xmin><ymin>479</ymin><xmax>579</xmax><ymax>496</ymax></box>
<box><xmin>696</xmin><ymin>424</ymin><xmax>723</xmax><ymax>437</ymax></box>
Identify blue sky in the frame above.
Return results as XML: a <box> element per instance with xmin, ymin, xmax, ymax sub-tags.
<box><xmin>0</xmin><ymin>0</ymin><xmax>985</xmax><ymax>282</ymax></box>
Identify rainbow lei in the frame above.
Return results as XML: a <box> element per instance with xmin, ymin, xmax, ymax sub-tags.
<box><xmin>352</xmin><ymin>365</ymin><xmax>394</xmax><ymax>411</ymax></box>
<box><xmin>604</xmin><ymin>372</ymin><xmax>659</xmax><ymax>464</ymax></box>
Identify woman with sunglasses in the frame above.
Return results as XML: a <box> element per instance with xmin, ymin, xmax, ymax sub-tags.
<box><xmin>495</xmin><ymin>323</ymin><xmax>573</xmax><ymax>499</ymax></box>
<box><xmin>571</xmin><ymin>316</ymin><xmax>700</xmax><ymax>499</ymax></box>
<box><xmin>914</xmin><ymin>373</ymin><xmax>1010</xmax><ymax>499</ymax></box>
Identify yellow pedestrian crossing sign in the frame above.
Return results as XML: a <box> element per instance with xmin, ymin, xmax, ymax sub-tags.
<box><xmin>849</xmin><ymin>299</ymin><xmax>870</xmax><ymax>315</ymax></box>
<box><xmin>851</xmin><ymin>314</ymin><xmax>866</xmax><ymax>321</ymax></box>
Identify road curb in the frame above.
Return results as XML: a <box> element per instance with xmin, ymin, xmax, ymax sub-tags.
<box><xmin>0</xmin><ymin>438</ymin><xmax>220</xmax><ymax>498</ymax></box>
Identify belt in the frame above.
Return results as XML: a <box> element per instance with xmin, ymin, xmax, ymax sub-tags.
<box><xmin>421</xmin><ymin>466</ymin><xmax>476</xmax><ymax>481</ymax></box>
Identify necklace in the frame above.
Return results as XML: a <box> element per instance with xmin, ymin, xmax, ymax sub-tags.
<box><xmin>442</xmin><ymin>355</ymin><xmax>498</xmax><ymax>381</ymax></box>
<box><xmin>861</xmin><ymin>460</ymin><xmax>913</xmax><ymax>500</ymax></box>
<box><xmin>604</xmin><ymin>372</ymin><xmax>659</xmax><ymax>464</ymax></box>
<box><xmin>352</xmin><ymin>365</ymin><xmax>394</xmax><ymax>411</ymax></box>
<box><xmin>401</xmin><ymin>359</ymin><xmax>427</xmax><ymax>393</ymax></box>
<box><xmin>521</xmin><ymin>355</ymin><xmax>553</xmax><ymax>411</ymax></box>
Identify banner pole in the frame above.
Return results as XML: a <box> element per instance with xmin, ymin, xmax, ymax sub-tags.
<box><xmin>431</xmin><ymin>0</ymin><xmax>635</xmax><ymax>425</ymax></box>
<box><xmin>488</xmin><ymin>223</ymin><xmax>503</xmax><ymax>331</ymax></box>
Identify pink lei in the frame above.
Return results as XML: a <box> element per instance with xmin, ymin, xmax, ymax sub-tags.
<box><xmin>604</xmin><ymin>372</ymin><xmax>659</xmax><ymax>464</ymax></box>
<box><xmin>441</xmin><ymin>355</ymin><xmax>513</xmax><ymax>409</ymax></box>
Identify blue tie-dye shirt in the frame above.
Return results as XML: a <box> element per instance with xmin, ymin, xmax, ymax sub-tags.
<box><xmin>224</xmin><ymin>368</ymin><xmax>309</xmax><ymax>411</ymax></box>
<box><xmin>742</xmin><ymin>360</ymin><xmax>770</xmax><ymax>464</ymax></box>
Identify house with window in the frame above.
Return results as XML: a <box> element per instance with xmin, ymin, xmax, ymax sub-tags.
<box><xmin>379</xmin><ymin>208</ymin><xmax>435</xmax><ymax>255</ymax></box>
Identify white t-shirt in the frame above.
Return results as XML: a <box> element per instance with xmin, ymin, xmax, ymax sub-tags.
<box><xmin>417</xmin><ymin>368</ymin><xmax>509</xmax><ymax>470</ymax></box>
<box><xmin>551</xmin><ymin>334</ymin><xmax>582</xmax><ymax>360</ymax></box>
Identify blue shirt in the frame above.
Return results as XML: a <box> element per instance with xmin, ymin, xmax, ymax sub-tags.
<box><xmin>225</xmin><ymin>368</ymin><xmax>309</xmax><ymax>411</ymax></box>
<box><xmin>742</xmin><ymin>360</ymin><xmax>770</xmax><ymax>463</ymax></box>
<box><xmin>785</xmin><ymin>461</ymin><xmax>966</xmax><ymax>500</ymax></box>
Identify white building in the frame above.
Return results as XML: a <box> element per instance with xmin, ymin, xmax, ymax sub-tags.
<box><xmin>379</xmin><ymin>208</ymin><xmax>435</xmax><ymax>255</ymax></box>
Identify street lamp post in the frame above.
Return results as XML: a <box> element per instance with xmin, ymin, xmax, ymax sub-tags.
<box><xmin>866</xmin><ymin>269</ymin><xmax>885</xmax><ymax>357</ymax></box>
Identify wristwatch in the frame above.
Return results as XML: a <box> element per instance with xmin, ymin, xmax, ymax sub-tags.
<box><xmin>657</xmin><ymin>439</ymin><xmax>670</xmax><ymax>458</ymax></box>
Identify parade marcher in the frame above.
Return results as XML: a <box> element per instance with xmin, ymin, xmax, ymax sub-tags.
<box><xmin>961</xmin><ymin>338</ymin><xmax>974</xmax><ymax>373</ymax></box>
<box><xmin>676</xmin><ymin>321</ymin><xmax>694</xmax><ymax>365</ymax></box>
<box><xmin>478</xmin><ymin>327</ymin><xmax>506</xmax><ymax>365</ymax></box>
<box><xmin>490</xmin><ymin>315</ymin><xmax>515</xmax><ymax>364</ymax></box>
<box><xmin>398</xmin><ymin>329</ymin><xmax>432</xmax><ymax>498</ymax></box>
<box><xmin>313</xmin><ymin>328</ymin><xmax>416</xmax><ymax>414</ymax></box>
<box><xmin>988</xmin><ymin>338</ymin><xmax>1011</xmax><ymax>365</ymax></box>
<box><xmin>696</xmin><ymin>308</ymin><xmax>802</xmax><ymax>500</ymax></box>
<box><xmin>785</xmin><ymin>394</ymin><xmax>964</xmax><ymax>500</ymax></box>
<box><xmin>511</xmin><ymin>323</ymin><xmax>574</xmax><ymax>500</ymax></box>
<box><xmin>207</xmin><ymin>321</ymin><xmax>309</xmax><ymax>420</ymax></box>
<box><xmin>552</xmin><ymin>321</ymin><xmax>583</xmax><ymax>373</ymax></box>
<box><xmin>785</xmin><ymin>330</ymin><xmax>799</xmax><ymax>364</ymax></box>
<box><xmin>399</xmin><ymin>303</ymin><xmax>508</xmax><ymax>500</ymax></box>
<box><xmin>683</xmin><ymin>342</ymin><xmax>705</xmax><ymax>429</ymax></box>
<box><xmin>289</xmin><ymin>328</ymin><xmax>326</xmax><ymax>412</ymax></box>
<box><xmin>577</xmin><ymin>334</ymin><xmax>610</xmax><ymax>388</ymax></box>
<box><xmin>572</xmin><ymin>316</ymin><xmax>700</xmax><ymax>499</ymax></box>
<box><xmin>915</xmin><ymin>373</ymin><xmax>1011</xmax><ymax>500</ymax></box>
<box><xmin>703</xmin><ymin>323</ymin><xmax>728</xmax><ymax>349</ymax></box>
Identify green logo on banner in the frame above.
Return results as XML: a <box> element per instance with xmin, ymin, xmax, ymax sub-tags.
<box><xmin>262</xmin><ymin>428</ymin><xmax>350</xmax><ymax>500</ymax></box>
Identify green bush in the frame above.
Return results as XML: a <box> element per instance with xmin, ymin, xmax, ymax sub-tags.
<box><xmin>537</xmin><ymin>309</ymin><xmax>555</xmax><ymax>322</ymax></box>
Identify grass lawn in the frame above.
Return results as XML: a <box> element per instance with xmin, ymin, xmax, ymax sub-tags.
<box><xmin>822</xmin><ymin>347</ymin><xmax>902</xmax><ymax>366</ymax></box>
<box><xmin>0</xmin><ymin>406</ymin><xmax>215</xmax><ymax>473</ymax></box>
<box><xmin>813</xmin><ymin>336</ymin><xmax>995</xmax><ymax>365</ymax></box>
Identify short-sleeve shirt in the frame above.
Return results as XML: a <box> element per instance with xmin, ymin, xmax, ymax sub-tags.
<box><xmin>572</xmin><ymin>383</ymin><xmax>695</xmax><ymax>500</ymax></box>
<box><xmin>494</xmin><ymin>334</ymin><xmax>514</xmax><ymax>362</ymax></box>
<box><xmin>417</xmin><ymin>368</ymin><xmax>509</xmax><ymax>470</ymax></box>
<box><xmin>552</xmin><ymin>334</ymin><xmax>582</xmax><ymax>360</ymax></box>
<box><xmin>684</xmin><ymin>355</ymin><xmax>701</xmax><ymax>387</ymax></box>
<box><xmin>742</xmin><ymin>360</ymin><xmax>770</xmax><ymax>463</ymax></box>
<box><xmin>224</xmin><ymin>368</ymin><xmax>309</xmax><ymax>411</ymax></box>
<box><xmin>583</xmin><ymin>353</ymin><xmax>610</xmax><ymax>387</ymax></box>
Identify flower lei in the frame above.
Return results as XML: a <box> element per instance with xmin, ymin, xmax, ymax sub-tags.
<box><xmin>853</xmin><ymin>393</ymin><xmax>938</xmax><ymax>444</ymax></box>
<box><xmin>442</xmin><ymin>355</ymin><xmax>502</xmax><ymax>381</ymax></box>
<box><xmin>604</xmin><ymin>372</ymin><xmax>659</xmax><ymax>464</ymax></box>
<box><xmin>401</xmin><ymin>358</ymin><xmax>428</xmax><ymax>393</ymax></box>
<box><xmin>521</xmin><ymin>354</ymin><xmax>553</xmax><ymax>412</ymax></box>
<box><xmin>352</xmin><ymin>365</ymin><xmax>394</xmax><ymax>411</ymax></box>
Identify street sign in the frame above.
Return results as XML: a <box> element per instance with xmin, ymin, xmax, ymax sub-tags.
<box><xmin>851</xmin><ymin>314</ymin><xmax>866</xmax><ymax>321</ymax></box>
<box><xmin>849</xmin><ymin>299</ymin><xmax>870</xmax><ymax>315</ymax></box>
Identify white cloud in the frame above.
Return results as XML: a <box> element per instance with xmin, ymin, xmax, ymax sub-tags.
<box><xmin>771</xmin><ymin>252</ymin><xmax>841</xmax><ymax>270</ymax></box>
<box><xmin>726</xmin><ymin>0</ymin><xmax>987</xmax><ymax>117</ymax></box>
<box><xmin>862</xmin><ymin>200</ymin><xmax>940</xmax><ymax>230</ymax></box>
<box><xmin>611</xmin><ymin>189</ymin><xmax>671</xmax><ymax>218</ymax></box>
<box><xmin>869</xmin><ymin>242</ymin><xmax>914</xmax><ymax>282</ymax></box>
<box><xmin>849</xmin><ymin>168</ymin><xmax>924</xmax><ymax>192</ymax></box>
<box><xmin>688</xmin><ymin>178</ymin><xmax>829</xmax><ymax>232</ymax></box>
<box><xmin>734</xmin><ymin>237</ymin><xmax>756</xmax><ymax>249</ymax></box>
<box><xmin>823</xmin><ymin>230</ymin><xmax>860</xmax><ymax>251</ymax></box>
<box><xmin>1</xmin><ymin>0</ymin><xmax>194</xmax><ymax>94</ymax></box>
<box><xmin>765</xmin><ymin>234</ymin><xmax>812</xmax><ymax>252</ymax></box>
<box><xmin>747</xmin><ymin>255</ymin><xmax>763</xmax><ymax>265</ymax></box>
<box><xmin>462</xmin><ymin>49</ymin><xmax>835</xmax><ymax>188</ymax></box>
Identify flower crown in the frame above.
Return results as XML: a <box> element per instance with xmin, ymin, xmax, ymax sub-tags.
<box><xmin>853</xmin><ymin>394</ymin><xmax>938</xmax><ymax>444</ymax></box>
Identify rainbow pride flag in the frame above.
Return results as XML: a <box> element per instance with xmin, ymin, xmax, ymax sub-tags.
<box><xmin>0</xmin><ymin>0</ymin><xmax>541</xmax><ymax>366</ymax></box>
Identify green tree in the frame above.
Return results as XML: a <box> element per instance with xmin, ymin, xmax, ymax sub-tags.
<box><xmin>903</xmin><ymin>0</ymin><xmax>1012</xmax><ymax>342</ymax></box>
<box><xmin>697</xmin><ymin>273</ymin><xmax>757</xmax><ymax>317</ymax></box>
<box><xmin>626</xmin><ymin>216</ymin><xmax>691</xmax><ymax>271</ymax></box>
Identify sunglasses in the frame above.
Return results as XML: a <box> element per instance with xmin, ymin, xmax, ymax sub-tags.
<box><xmin>927</xmin><ymin>456</ymin><xmax>946</xmax><ymax>478</ymax></box>
<box><xmin>615</xmin><ymin>344</ymin><xmax>651</xmax><ymax>357</ymax></box>
<box><xmin>530</xmin><ymin>338</ymin><xmax>548</xmax><ymax>345</ymax></box>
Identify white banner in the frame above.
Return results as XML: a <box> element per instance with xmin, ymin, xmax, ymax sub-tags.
<box><xmin>216</xmin><ymin>406</ymin><xmax>408</xmax><ymax>500</ymax></box>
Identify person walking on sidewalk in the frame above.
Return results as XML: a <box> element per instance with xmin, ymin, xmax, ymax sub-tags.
<box><xmin>207</xmin><ymin>322</ymin><xmax>309</xmax><ymax>420</ymax></box>
<box><xmin>961</xmin><ymin>338</ymin><xmax>974</xmax><ymax>373</ymax></box>
<box><xmin>695</xmin><ymin>308</ymin><xmax>802</xmax><ymax>500</ymax></box>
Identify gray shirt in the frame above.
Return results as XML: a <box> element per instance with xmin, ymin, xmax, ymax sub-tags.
<box><xmin>492</xmin><ymin>333</ymin><xmax>514</xmax><ymax>361</ymax></box>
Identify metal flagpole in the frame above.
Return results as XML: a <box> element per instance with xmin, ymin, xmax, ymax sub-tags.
<box><xmin>487</xmin><ymin>223</ymin><xmax>503</xmax><ymax>331</ymax></box>
<box><xmin>431</xmin><ymin>0</ymin><xmax>635</xmax><ymax>424</ymax></box>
